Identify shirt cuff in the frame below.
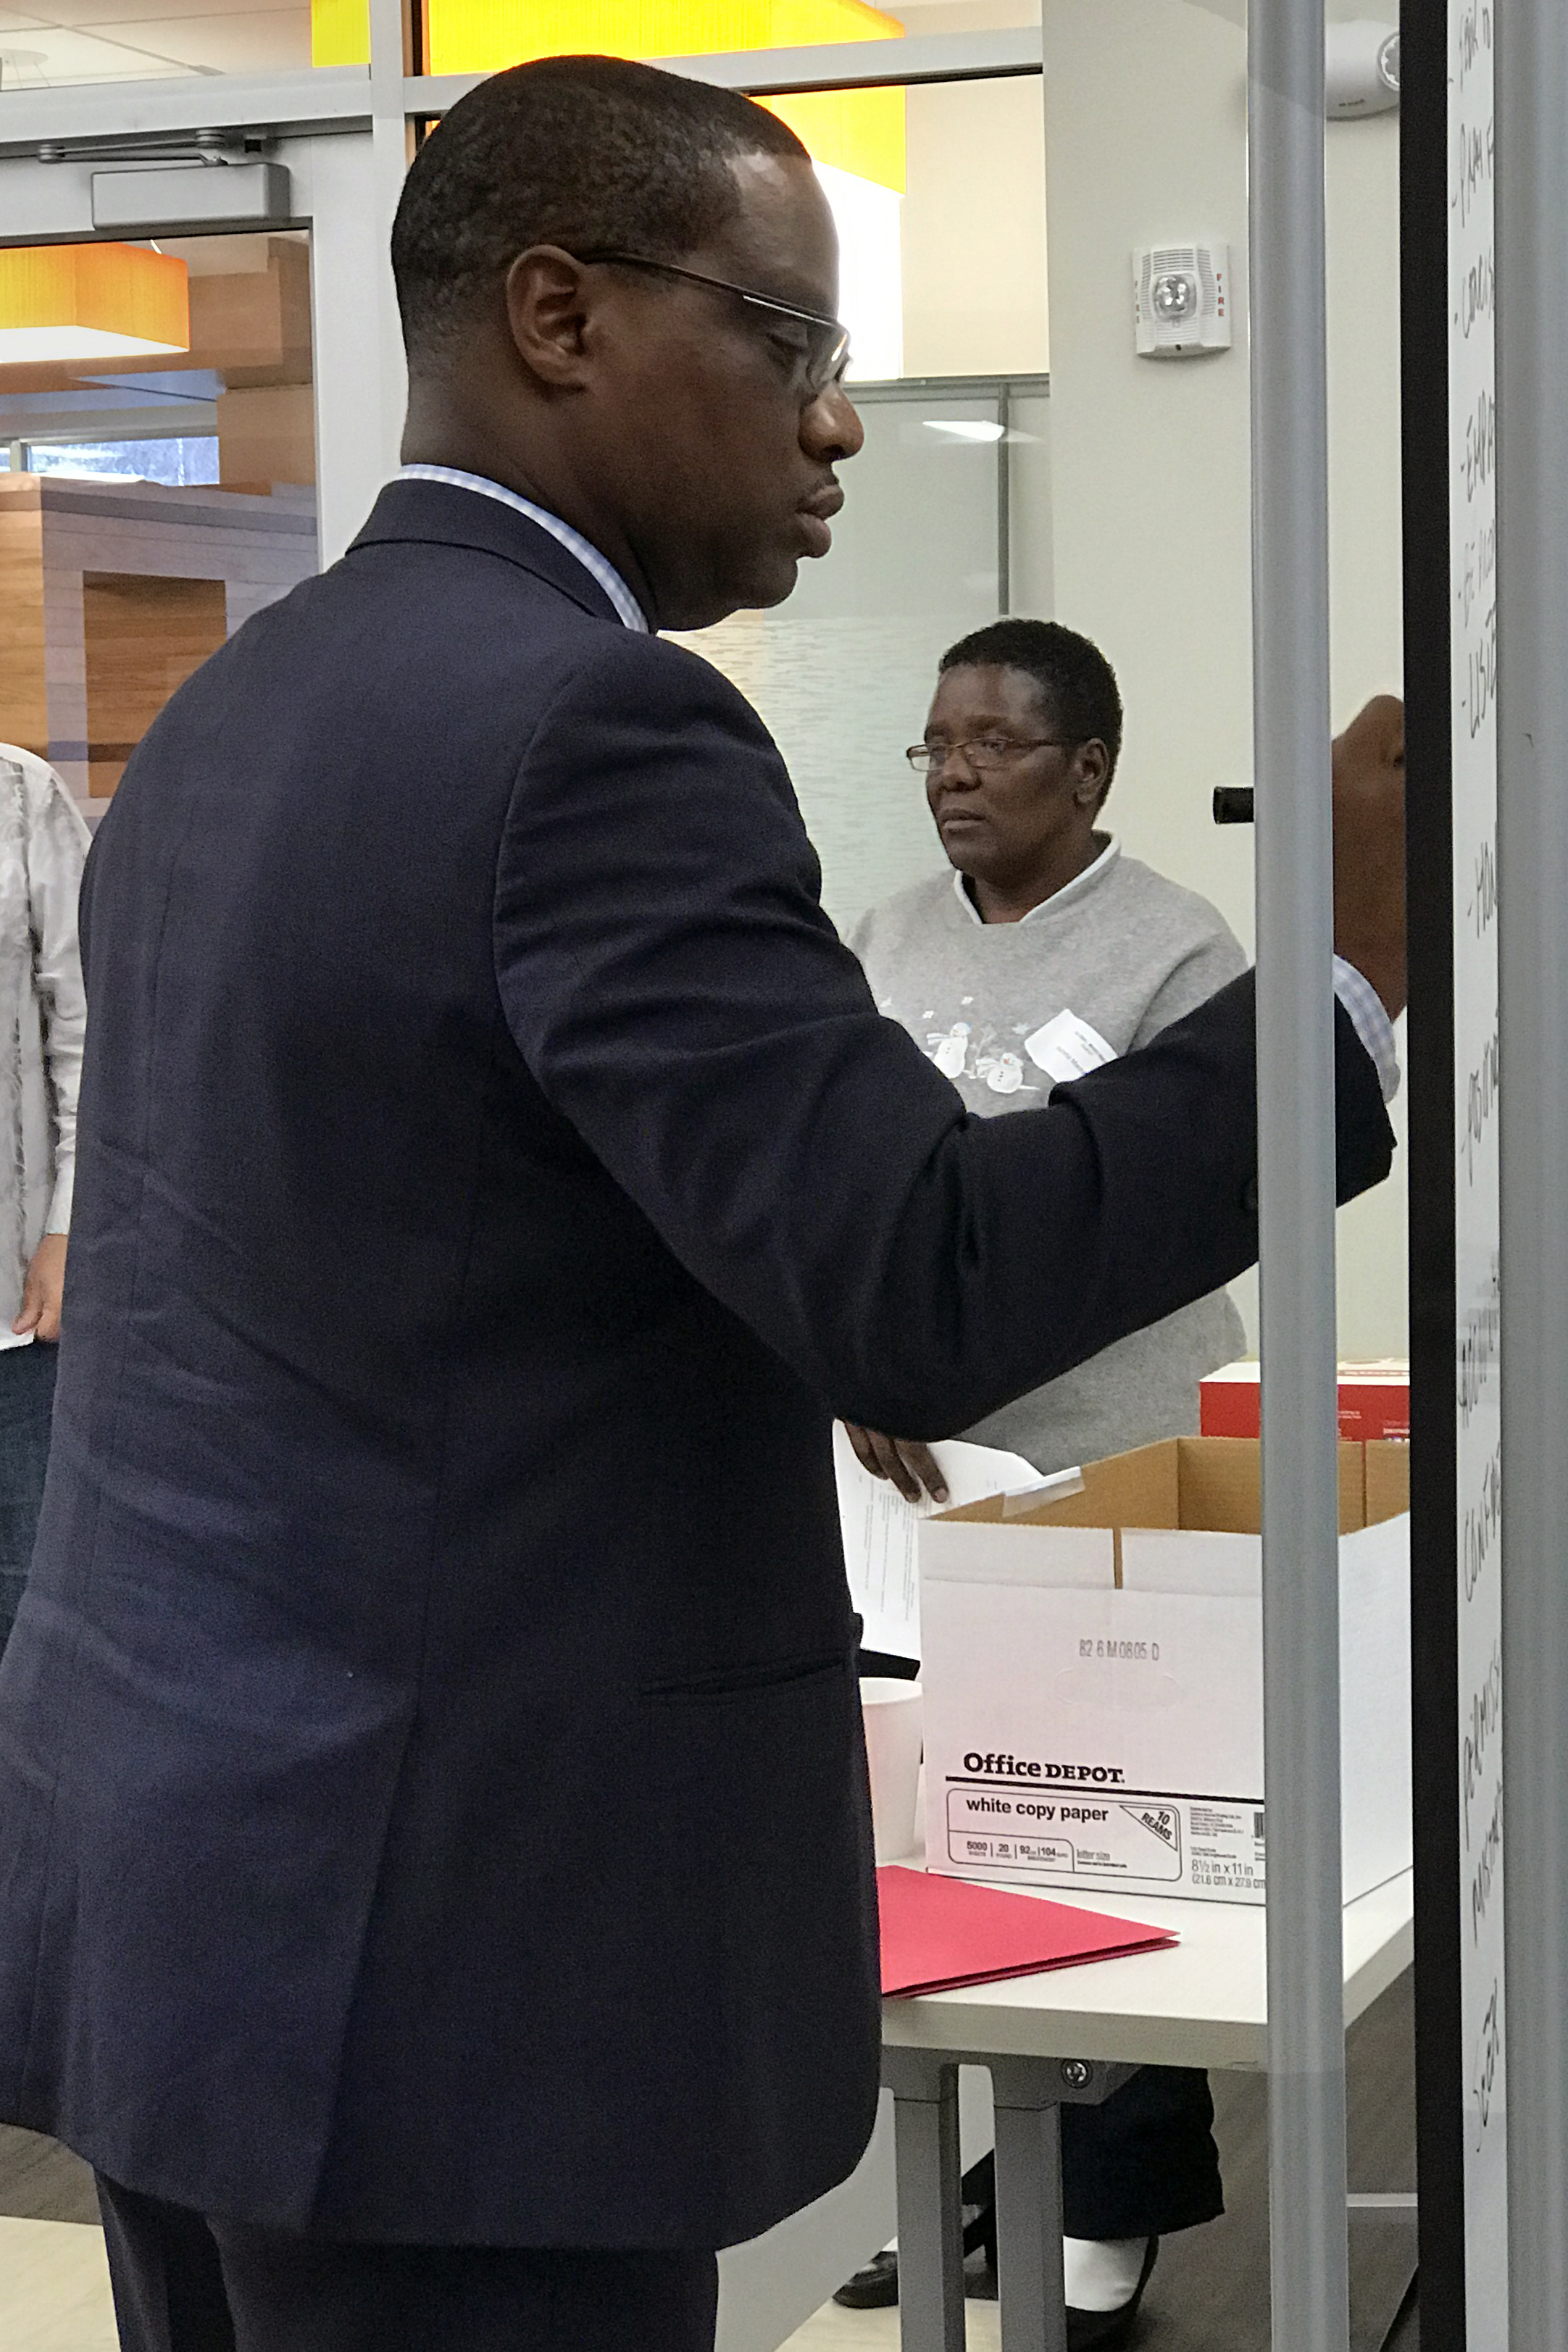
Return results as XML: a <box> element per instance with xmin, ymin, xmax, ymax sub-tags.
<box><xmin>43</xmin><ymin>1159</ymin><xmax>73</xmax><ymax>1235</ymax></box>
<box><xmin>1332</xmin><ymin>956</ymin><xmax>1401</xmax><ymax>1103</ymax></box>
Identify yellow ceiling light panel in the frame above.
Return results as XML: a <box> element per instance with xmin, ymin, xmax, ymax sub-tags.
<box><xmin>312</xmin><ymin>0</ymin><xmax>369</xmax><ymax>65</ymax></box>
<box><xmin>762</xmin><ymin>85</ymin><xmax>903</xmax><ymax>191</ymax></box>
<box><xmin>420</xmin><ymin>2</ymin><xmax>902</xmax><ymax>84</ymax></box>
<box><xmin>766</xmin><ymin>0</ymin><xmax>899</xmax><ymax>43</ymax></box>
<box><xmin>0</xmin><ymin>243</ymin><xmax>189</xmax><ymax>367</ymax></box>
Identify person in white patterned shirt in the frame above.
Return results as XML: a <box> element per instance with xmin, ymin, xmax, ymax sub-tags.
<box><xmin>0</xmin><ymin>746</ymin><xmax>89</xmax><ymax>1656</ymax></box>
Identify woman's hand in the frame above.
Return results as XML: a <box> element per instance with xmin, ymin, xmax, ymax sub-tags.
<box><xmin>843</xmin><ymin>1423</ymin><xmax>950</xmax><ymax>1506</ymax></box>
<box><xmin>14</xmin><ymin>1233</ymin><xmax>67</xmax><ymax>1343</ymax></box>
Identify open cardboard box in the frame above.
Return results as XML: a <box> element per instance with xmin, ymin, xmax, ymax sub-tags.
<box><xmin>919</xmin><ymin>1436</ymin><xmax>1411</xmax><ymax>1906</ymax></box>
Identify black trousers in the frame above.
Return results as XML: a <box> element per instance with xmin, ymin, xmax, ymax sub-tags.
<box><xmin>860</xmin><ymin>1651</ymin><xmax>1225</xmax><ymax>2243</ymax></box>
<box><xmin>96</xmin><ymin>2177</ymin><xmax>720</xmax><ymax>2352</ymax></box>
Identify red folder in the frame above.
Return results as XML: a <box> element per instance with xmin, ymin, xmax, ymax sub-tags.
<box><xmin>877</xmin><ymin>1865</ymin><xmax>1177</xmax><ymax>1998</ymax></box>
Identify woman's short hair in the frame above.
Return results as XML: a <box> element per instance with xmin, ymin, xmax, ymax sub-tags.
<box><xmin>938</xmin><ymin>618</ymin><xmax>1125</xmax><ymax>796</ymax></box>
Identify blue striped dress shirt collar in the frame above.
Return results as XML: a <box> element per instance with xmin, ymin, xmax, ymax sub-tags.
<box><xmin>397</xmin><ymin>464</ymin><xmax>649</xmax><ymax>634</ymax></box>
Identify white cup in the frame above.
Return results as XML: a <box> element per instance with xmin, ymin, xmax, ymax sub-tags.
<box><xmin>861</xmin><ymin>1679</ymin><xmax>924</xmax><ymax>1863</ymax></box>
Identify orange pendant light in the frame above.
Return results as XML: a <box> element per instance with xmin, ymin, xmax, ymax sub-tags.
<box><xmin>0</xmin><ymin>243</ymin><xmax>190</xmax><ymax>367</ymax></box>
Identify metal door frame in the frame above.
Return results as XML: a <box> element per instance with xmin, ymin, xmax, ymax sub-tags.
<box><xmin>0</xmin><ymin>25</ymin><xmax>1041</xmax><ymax>562</ymax></box>
<box><xmin>0</xmin><ymin>120</ymin><xmax>387</xmax><ymax>564</ymax></box>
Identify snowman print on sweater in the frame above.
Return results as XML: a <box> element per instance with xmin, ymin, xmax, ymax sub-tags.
<box><xmin>915</xmin><ymin>1001</ymin><xmax>1041</xmax><ymax>1096</ymax></box>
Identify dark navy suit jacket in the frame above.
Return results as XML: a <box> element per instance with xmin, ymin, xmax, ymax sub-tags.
<box><xmin>0</xmin><ymin>480</ymin><xmax>1394</xmax><ymax>2246</ymax></box>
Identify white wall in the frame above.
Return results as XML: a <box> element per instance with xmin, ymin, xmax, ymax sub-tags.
<box><xmin>1041</xmin><ymin>0</ymin><xmax>1406</xmax><ymax>1359</ymax></box>
<box><xmin>901</xmin><ymin>75</ymin><xmax>1049</xmax><ymax>378</ymax></box>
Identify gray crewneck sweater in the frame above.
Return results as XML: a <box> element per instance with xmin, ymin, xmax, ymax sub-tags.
<box><xmin>848</xmin><ymin>837</ymin><xmax>1248</xmax><ymax>1475</ymax></box>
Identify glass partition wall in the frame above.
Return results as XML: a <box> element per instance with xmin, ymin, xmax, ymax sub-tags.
<box><xmin>0</xmin><ymin>228</ymin><xmax>318</xmax><ymax>804</ymax></box>
<box><xmin>661</xmin><ymin>47</ymin><xmax>1054</xmax><ymax>933</ymax></box>
<box><xmin>670</xmin><ymin>376</ymin><xmax>1050</xmax><ymax>933</ymax></box>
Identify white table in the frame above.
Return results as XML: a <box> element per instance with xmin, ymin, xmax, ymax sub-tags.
<box><xmin>883</xmin><ymin>1869</ymin><xmax>1414</xmax><ymax>2072</ymax></box>
<box><xmin>878</xmin><ymin>1869</ymin><xmax>1415</xmax><ymax>2352</ymax></box>
<box><xmin>714</xmin><ymin>1869</ymin><xmax>1414</xmax><ymax>2352</ymax></box>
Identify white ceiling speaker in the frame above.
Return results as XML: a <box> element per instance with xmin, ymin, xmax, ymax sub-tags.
<box><xmin>1133</xmin><ymin>245</ymin><xmax>1233</xmax><ymax>359</ymax></box>
<box><xmin>1325</xmin><ymin>20</ymin><xmax>1400</xmax><ymax>117</ymax></box>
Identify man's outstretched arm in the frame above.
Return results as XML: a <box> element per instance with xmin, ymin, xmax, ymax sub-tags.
<box><xmin>496</xmin><ymin>638</ymin><xmax>1400</xmax><ymax>1439</ymax></box>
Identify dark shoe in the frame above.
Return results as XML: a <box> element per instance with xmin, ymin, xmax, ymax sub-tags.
<box><xmin>1066</xmin><ymin>2237</ymin><xmax>1159</xmax><ymax>2351</ymax></box>
<box><xmin>833</xmin><ymin>2249</ymin><xmax>899</xmax><ymax>2309</ymax></box>
<box><xmin>833</xmin><ymin>2227</ymin><xmax>1159</xmax><ymax>2335</ymax></box>
<box><xmin>832</xmin><ymin>2206</ymin><xmax>993</xmax><ymax>2309</ymax></box>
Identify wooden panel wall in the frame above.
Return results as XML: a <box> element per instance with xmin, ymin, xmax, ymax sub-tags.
<box><xmin>217</xmin><ymin>385</ymin><xmax>317</xmax><ymax>493</ymax></box>
<box><xmin>0</xmin><ymin>478</ymin><xmax>48</xmax><ymax>759</ymax></box>
<box><xmin>83</xmin><ymin>570</ymin><xmax>228</xmax><ymax>796</ymax></box>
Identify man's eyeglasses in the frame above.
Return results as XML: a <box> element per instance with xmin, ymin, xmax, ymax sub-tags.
<box><xmin>906</xmin><ymin>735</ymin><xmax>1071</xmax><ymax>775</ymax></box>
<box><xmin>567</xmin><ymin>251</ymin><xmax>852</xmax><ymax>399</ymax></box>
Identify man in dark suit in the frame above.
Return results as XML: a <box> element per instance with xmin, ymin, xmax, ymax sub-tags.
<box><xmin>0</xmin><ymin>55</ymin><xmax>1404</xmax><ymax>2352</ymax></box>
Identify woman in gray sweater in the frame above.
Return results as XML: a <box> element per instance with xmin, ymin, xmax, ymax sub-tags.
<box><xmin>848</xmin><ymin>615</ymin><xmax>1248</xmax><ymax>1489</ymax></box>
<box><xmin>839</xmin><ymin>618</ymin><xmax>1240</xmax><ymax>2348</ymax></box>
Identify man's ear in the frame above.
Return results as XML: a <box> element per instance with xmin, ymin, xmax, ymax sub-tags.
<box><xmin>503</xmin><ymin>246</ymin><xmax>596</xmax><ymax>389</ymax></box>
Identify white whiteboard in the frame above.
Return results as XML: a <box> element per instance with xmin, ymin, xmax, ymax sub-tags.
<box><xmin>1448</xmin><ymin>0</ymin><xmax>1506</xmax><ymax>2338</ymax></box>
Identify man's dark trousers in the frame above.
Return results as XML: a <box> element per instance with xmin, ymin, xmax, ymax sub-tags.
<box><xmin>96</xmin><ymin>2177</ymin><xmax>719</xmax><ymax>2352</ymax></box>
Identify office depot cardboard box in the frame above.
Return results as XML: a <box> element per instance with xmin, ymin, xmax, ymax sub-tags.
<box><xmin>919</xmin><ymin>1437</ymin><xmax>1411</xmax><ymax>1906</ymax></box>
<box><xmin>1201</xmin><ymin>1359</ymin><xmax>1410</xmax><ymax>1444</ymax></box>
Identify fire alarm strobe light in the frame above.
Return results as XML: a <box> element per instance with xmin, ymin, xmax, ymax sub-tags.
<box><xmin>1133</xmin><ymin>243</ymin><xmax>1233</xmax><ymax>358</ymax></box>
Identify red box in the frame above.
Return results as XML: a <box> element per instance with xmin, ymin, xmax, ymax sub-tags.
<box><xmin>1200</xmin><ymin>1361</ymin><xmax>1410</xmax><ymax>1444</ymax></box>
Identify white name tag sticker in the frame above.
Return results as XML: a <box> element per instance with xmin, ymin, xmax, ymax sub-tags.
<box><xmin>1023</xmin><ymin>1009</ymin><xmax>1119</xmax><ymax>1084</ymax></box>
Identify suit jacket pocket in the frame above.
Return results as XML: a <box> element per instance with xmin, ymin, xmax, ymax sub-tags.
<box><xmin>639</xmin><ymin>1638</ymin><xmax>877</xmax><ymax>2106</ymax></box>
<box><xmin>641</xmin><ymin>1645</ymin><xmax>855</xmax><ymax>1701</ymax></box>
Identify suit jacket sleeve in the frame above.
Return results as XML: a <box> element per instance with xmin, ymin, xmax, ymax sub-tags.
<box><xmin>493</xmin><ymin>633</ymin><xmax>1393</xmax><ymax>1438</ymax></box>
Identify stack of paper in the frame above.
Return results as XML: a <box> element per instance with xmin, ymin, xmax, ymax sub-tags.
<box><xmin>877</xmin><ymin>1864</ymin><xmax>1177</xmax><ymax>1998</ymax></box>
<box><xmin>834</xmin><ymin>1425</ymin><xmax>1083</xmax><ymax>1659</ymax></box>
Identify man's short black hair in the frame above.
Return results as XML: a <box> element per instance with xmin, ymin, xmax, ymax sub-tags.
<box><xmin>392</xmin><ymin>55</ymin><xmax>809</xmax><ymax>364</ymax></box>
<box><xmin>938</xmin><ymin>618</ymin><xmax>1125</xmax><ymax>803</ymax></box>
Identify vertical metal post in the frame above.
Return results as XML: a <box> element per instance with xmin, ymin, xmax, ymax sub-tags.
<box><xmin>997</xmin><ymin>377</ymin><xmax>1013</xmax><ymax>616</ymax></box>
<box><xmin>1248</xmin><ymin>0</ymin><xmax>1349</xmax><ymax>2346</ymax></box>
<box><xmin>367</xmin><ymin>0</ymin><xmax>412</xmax><ymax>481</ymax></box>
<box><xmin>306</xmin><ymin>132</ymin><xmax>399</xmax><ymax>567</ymax></box>
<box><xmin>1498</xmin><ymin>0</ymin><xmax>1568</xmax><ymax>2335</ymax></box>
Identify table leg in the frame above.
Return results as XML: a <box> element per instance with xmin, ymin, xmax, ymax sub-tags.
<box><xmin>879</xmin><ymin>2046</ymin><xmax>1135</xmax><ymax>2352</ymax></box>
<box><xmin>986</xmin><ymin>2056</ymin><xmax>1137</xmax><ymax>2352</ymax></box>
<box><xmin>991</xmin><ymin>2092</ymin><xmax>1068</xmax><ymax>2352</ymax></box>
<box><xmin>883</xmin><ymin>2051</ymin><xmax>966</xmax><ymax>2352</ymax></box>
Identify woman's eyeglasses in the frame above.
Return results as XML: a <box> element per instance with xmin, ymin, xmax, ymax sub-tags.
<box><xmin>567</xmin><ymin>251</ymin><xmax>852</xmax><ymax>399</ymax></box>
<box><xmin>906</xmin><ymin>735</ymin><xmax>1070</xmax><ymax>775</ymax></box>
